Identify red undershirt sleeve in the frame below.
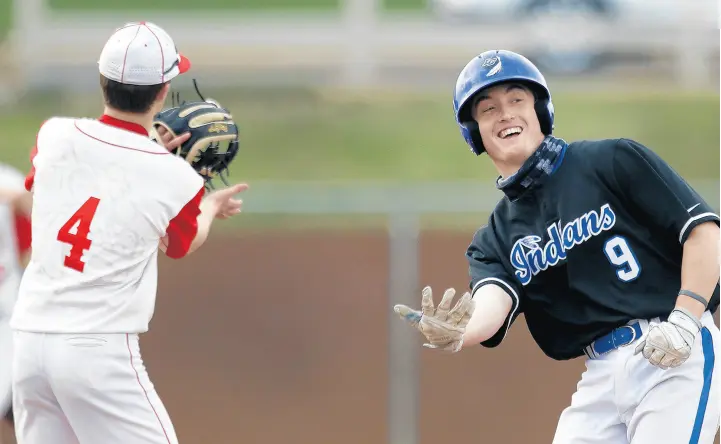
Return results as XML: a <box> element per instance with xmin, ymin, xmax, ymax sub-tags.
<box><xmin>14</xmin><ymin>211</ymin><xmax>32</xmax><ymax>256</ymax></box>
<box><xmin>163</xmin><ymin>187</ymin><xmax>205</xmax><ymax>259</ymax></box>
<box><xmin>25</xmin><ymin>145</ymin><xmax>38</xmax><ymax>192</ymax></box>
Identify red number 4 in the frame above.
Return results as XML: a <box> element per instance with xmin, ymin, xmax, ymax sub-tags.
<box><xmin>57</xmin><ymin>197</ymin><xmax>101</xmax><ymax>272</ymax></box>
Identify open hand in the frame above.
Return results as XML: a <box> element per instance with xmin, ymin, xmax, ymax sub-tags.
<box><xmin>394</xmin><ymin>286</ymin><xmax>475</xmax><ymax>353</ymax></box>
<box><xmin>204</xmin><ymin>183</ymin><xmax>249</xmax><ymax>219</ymax></box>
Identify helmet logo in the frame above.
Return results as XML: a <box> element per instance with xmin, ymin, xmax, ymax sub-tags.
<box><xmin>481</xmin><ymin>56</ymin><xmax>498</xmax><ymax>67</ymax></box>
<box><xmin>485</xmin><ymin>57</ymin><xmax>502</xmax><ymax>77</ymax></box>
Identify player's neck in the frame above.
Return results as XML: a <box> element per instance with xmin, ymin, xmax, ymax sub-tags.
<box><xmin>492</xmin><ymin>153</ymin><xmax>533</xmax><ymax>180</ymax></box>
<box><xmin>492</xmin><ymin>134</ymin><xmax>547</xmax><ymax>179</ymax></box>
<box><xmin>102</xmin><ymin>107</ymin><xmax>153</xmax><ymax>133</ymax></box>
<box><xmin>493</xmin><ymin>160</ymin><xmax>523</xmax><ymax>180</ymax></box>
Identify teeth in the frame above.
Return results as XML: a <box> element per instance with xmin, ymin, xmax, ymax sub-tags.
<box><xmin>499</xmin><ymin>127</ymin><xmax>522</xmax><ymax>138</ymax></box>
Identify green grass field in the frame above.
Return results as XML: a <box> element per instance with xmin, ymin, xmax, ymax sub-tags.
<box><xmin>2</xmin><ymin>88</ymin><xmax>718</xmax><ymax>184</ymax></box>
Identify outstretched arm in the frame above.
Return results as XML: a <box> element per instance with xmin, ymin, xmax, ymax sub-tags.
<box><xmin>460</xmin><ymin>283</ymin><xmax>514</xmax><ymax>349</ymax></box>
<box><xmin>154</xmin><ymin>123</ymin><xmax>248</xmax><ymax>259</ymax></box>
<box><xmin>160</xmin><ymin>183</ymin><xmax>247</xmax><ymax>259</ymax></box>
<box><xmin>393</xmin><ymin>283</ymin><xmax>514</xmax><ymax>353</ymax></box>
<box><xmin>393</xmin><ymin>221</ymin><xmax>522</xmax><ymax>352</ymax></box>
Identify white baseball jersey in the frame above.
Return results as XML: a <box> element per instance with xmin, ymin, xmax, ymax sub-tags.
<box><xmin>10</xmin><ymin>115</ymin><xmax>205</xmax><ymax>334</ymax></box>
<box><xmin>0</xmin><ymin>163</ymin><xmax>31</xmax><ymax>317</ymax></box>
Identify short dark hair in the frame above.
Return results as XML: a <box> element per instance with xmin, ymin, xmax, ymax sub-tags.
<box><xmin>99</xmin><ymin>74</ymin><xmax>167</xmax><ymax>114</ymax></box>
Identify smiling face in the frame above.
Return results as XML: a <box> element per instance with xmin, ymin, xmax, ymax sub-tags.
<box><xmin>472</xmin><ymin>82</ymin><xmax>546</xmax><ymax>176</ymax></box>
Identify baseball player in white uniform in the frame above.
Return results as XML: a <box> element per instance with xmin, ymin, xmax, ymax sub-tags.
<box><xmin>0</xmin><ymin>164</ymin><xmax>32</xmax><ymax>444</ymax></box>
<box><xmin>9</xmin><ymin>21</ymin><xmax>247</xmax><ymax>444</ymax></box>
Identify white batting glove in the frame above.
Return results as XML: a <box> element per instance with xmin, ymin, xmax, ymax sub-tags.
<box><xmin>634</xmin><ymin>307</ymin><xmax>702</xmax><ymax>370</ymax></box>
<box><xmin>394</xmin><ymin>286</ymin><xmax>475</xmax><ymax>353</ymax></box>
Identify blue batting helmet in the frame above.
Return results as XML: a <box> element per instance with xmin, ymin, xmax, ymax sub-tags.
<box><xmin>453</xmin><ymin>50</ymin><xmax>555</xmax><ymax>155</ymax></box>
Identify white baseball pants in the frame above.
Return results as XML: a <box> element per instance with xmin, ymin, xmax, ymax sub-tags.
<box><xmin>12</xmin><ymin>332</ymin><xmax>178</xmax><ymax>444</ymax></box>
<box><xmin>553</xmin><ymin>311</ymin><xmax>720</xmax><ymax>444</ymax></box>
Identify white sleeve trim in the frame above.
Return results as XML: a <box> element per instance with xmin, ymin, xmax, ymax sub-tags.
<box><xmin>471</xmin><ymin>277</ymin><xmax>521</xmax><ymax>343</ymax></box>
<box><xmin>679</xmin><ymin>212</ymin><xmax>719</xmax><ymax>243</ymax></box>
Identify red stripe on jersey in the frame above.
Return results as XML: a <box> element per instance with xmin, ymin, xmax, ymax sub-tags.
<box><xmin>98</xmin><ymin>114</ymin><xmax>149</xmax><ymax>137</ymax></box>
<box><xmin>74</xmin><ymin>122</ymin><xmax>168</xmax><ymax>154</ymax></box>
<box><xmin>13</xmin><ymin>211</ymin><xmax>31</xmax><ymax>255</ymax></box>
<box><xmin>164</xmin><ymin>187</ymin><xmax>204</xmax><ymax>259</ymax></box>
<box><xmin>25</xmin><ymin>145</ymin><xmax>38</xmax><ymax>192</ymax></box>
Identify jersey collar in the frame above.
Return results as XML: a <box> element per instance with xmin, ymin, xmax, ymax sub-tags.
<box><xmin>98</xmin><ymin>114</ymin><xmax>149</xmax><ymax>137</ymax></box>
<box><xmin>496</xmin><ymin>136</ymin><xmax>568</xmax><ymax>201</ymax></box>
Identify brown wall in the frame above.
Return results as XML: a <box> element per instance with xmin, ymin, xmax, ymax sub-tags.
<box><xmin>143</xmin><ymin>231</ymin><xmax>719</xmax><ymax>444</ymax></box>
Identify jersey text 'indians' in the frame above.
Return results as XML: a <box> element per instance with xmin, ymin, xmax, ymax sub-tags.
<box><xmin>511</xmin><ymin>203</ymin><xmax>616</xmax><ymax>285</ymax></box>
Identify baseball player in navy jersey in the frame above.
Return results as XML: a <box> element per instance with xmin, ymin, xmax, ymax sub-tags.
<box><xmin>394</xmin><ymin>50</ymin><xmax>720</xmax><ymax>443</ymax></box>
<box><xmin>9</xmin><ymin>21</ymin><xmax>247</xmax><ymax>444</ymax></box>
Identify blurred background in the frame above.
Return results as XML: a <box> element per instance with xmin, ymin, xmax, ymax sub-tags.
<box><xmin>0</xmin><ymin>0</ymin><xmax>719</xmax><ymax>443</ymax></box>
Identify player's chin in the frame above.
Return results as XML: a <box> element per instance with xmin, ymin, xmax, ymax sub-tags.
<box><xmin>494</xmin><ymin>137</ymin><xmax>529</xmax><ymax>157</ymax></box>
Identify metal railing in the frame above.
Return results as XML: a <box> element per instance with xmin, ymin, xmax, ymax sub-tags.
<box><xmin>5</xmin><ymin>0</ymin><xmax>719</xmax><ymax>94</ymax></box>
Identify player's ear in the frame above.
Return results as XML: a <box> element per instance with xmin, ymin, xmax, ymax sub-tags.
<box><xmin>156</xmin><ymin>82</ymin><xmax>171</xmax><ymax>107</ymax></box>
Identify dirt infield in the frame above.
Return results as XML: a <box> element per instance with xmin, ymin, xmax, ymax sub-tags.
<box><xmin>144</xmin><ymin>230</ymin><xmax>720</xmax><ymax>444</ymax></box>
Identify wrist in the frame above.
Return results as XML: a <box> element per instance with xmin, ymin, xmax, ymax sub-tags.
<box><xmin>675</xmin><ymin>289</ymin><xmax>708</xmax><ymax>320</ymax></box>
<box><xmin>669</xmin><ymin>306</ymin><xmax>703</xmax><ymax>334</ymax></box>
<box><xmin>459</xmin><ymin>334</ymin><xmax>470</xmax><ymax>351</ymax></box>
<box><xmin>199</xmin><ymin>197</ymin><xmax>220</xmax><ymax>217</ymax></box>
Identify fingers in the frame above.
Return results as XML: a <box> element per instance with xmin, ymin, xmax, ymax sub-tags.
<box><xmin>648</xmin><ymin>349</ymin><xmax>665</xmax><ymax>366</ymax></box>
<box><xmin>216</xmin><ymin>207</ymin><xmax>242</xmax><ymax>220</ymax></box>
<box><xmin>227</xmin><ymin>183</ymin><xmax>249</xmax><ymax>195</ymax></box>
<box><xmin>394</xmin><ymin>304</ymin><xmax>422</xmax><ymax>327</ymax></box>
<box><xmin>209</xmin><ymin>185</ymin><xmax>248</xmax><ymax>219</ymax></box>
<box><xmin>224</xmin><ymin>205</ymin><xmax>242</xmax><ymax>215</ymax></box>
<box><xmin>213</xmin><ymin>183</ymin><xmax>249</xmax><ymax>199</ymax></box>
<box><xmin>154</xmin><ymin>125</ymin><xmax>188</xmax><ymax>152</ymax></box>
<box><xmin>434</xmin><ymin>288</ymin><xmax>456</xmax><ymax>322</ymax></box>
<box><xmin>456</xmin><ymin>295</ymin><xmax>475</xmax><ymax>328</ymax></box>
<box><xmin>421</xmin><ymin>286</ymin><xmax>435</xmax><ymax>317</ymax></box>
<box><xmin>634</xmin><ymin>340</ymin><xmax>646</xmax><ymax>355</ymax></box>
<box><xmin>209</xmin><ymin>183</ymin><xmax>249</xmax><ymax>201</ymax></box>
<box><xmin>447</xmin><ymin>291</ymin><xmax>472</xmax><ymax>326</ymax></box>
<box><xmin>164</xmin><ymin>132</ymin><xmax>190</xmax><ymax>151</ymax></box>
<box><xmin>659</xmin><ymin>354</ymin><xmax>678</xmax><ymax>369</ymax></box>
<box><xmin>638</xmin><ymin>342</ymin><xmax>667</xmax><ymax>369</ymax></box>
<box><xmin>422</xmin><ymin>338</ymin><xmax>463</xmax><ymax>353</ymax></box>
<box><xmin>218</xmin><ymin>201</ymin><xmax>243</xmax><ymax>219</ymax></box>
<box><xmin>223</xmin><ymin>198</ymin><xmax>243</xmax><ymax>210</ymax></box>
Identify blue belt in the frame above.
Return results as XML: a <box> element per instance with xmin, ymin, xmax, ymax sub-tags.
<box><xmin>584</xmin><ymin>322</ymin><xmax>644</xmax><ymax>359</ymax></box>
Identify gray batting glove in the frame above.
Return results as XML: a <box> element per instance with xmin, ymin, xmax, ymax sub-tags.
<box><xmin>394</xmin><ymin>286</ymin><xmax>475</xmax><ymax>353</ymax></box>
<box><xmin>634</xmin><ymin>307</ymin><xmax>702</xmax><ymax>370</ymax></box>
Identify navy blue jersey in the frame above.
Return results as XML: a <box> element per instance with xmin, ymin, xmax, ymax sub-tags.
<box><xmin>467</xmin><ymin>138</ymin><xmax>720</xmax><ymax>361</ymax></box>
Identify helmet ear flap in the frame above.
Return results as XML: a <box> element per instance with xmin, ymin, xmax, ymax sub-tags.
<box><xmin>460</xmin><ymin>120</ymin><xmax>485</xmax><ymax>155</ymax></box>
<box><xmin>534</xmin><ymin>96</ymin><xmax>555</xmax><ymax>135</ymax></box>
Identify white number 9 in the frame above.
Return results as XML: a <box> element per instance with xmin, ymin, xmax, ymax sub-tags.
<box><xmin>603</xmin><ymin>235</ymin><xmax>641</xmax><ymax>282</ymax></box>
